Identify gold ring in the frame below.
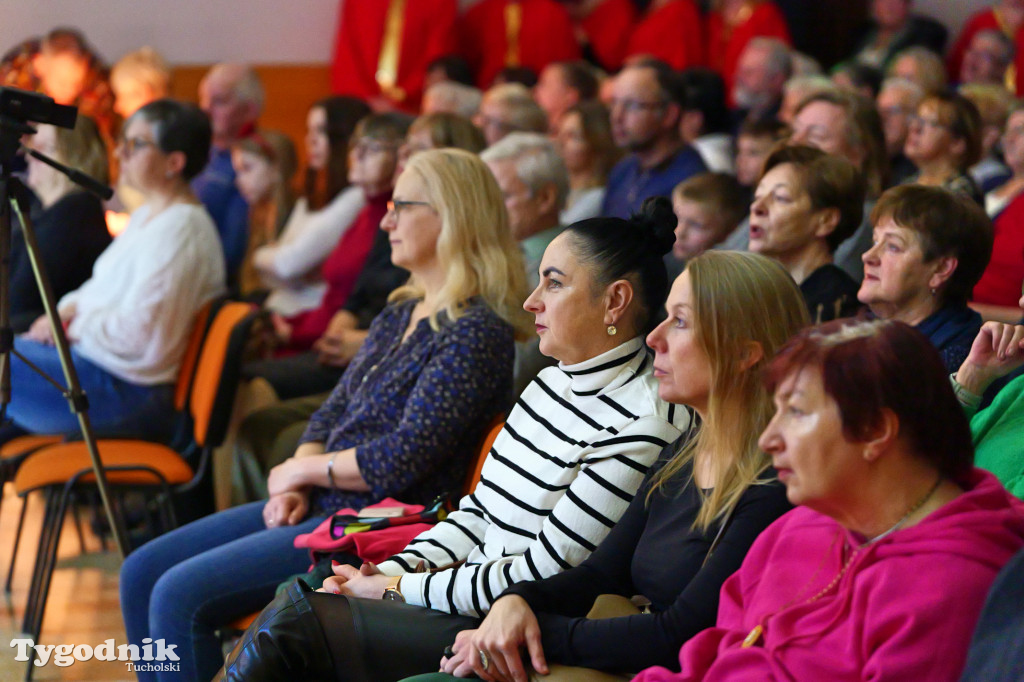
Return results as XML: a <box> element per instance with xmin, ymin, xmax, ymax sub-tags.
<box><xmin>478</xmin><ymin>649</ymin><xmax>491</xmax><ymax>670</ymax></box>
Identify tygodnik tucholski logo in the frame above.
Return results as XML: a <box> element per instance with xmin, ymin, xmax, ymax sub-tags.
<box><xmin>10</xmin><ymin>637</ymin><xmax>180</xmax><ymax>672</ymax></box>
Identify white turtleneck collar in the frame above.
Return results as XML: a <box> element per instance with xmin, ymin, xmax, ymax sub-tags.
<box><xmin>557</xmin><ymin>337</ymin><xmax>650</xmax><ymax>397</ymax></box>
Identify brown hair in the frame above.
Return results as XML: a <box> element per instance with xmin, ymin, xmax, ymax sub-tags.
<box><xmin>54</xmin><ymin>115</ymin><xmax>109</xmax><ymax>185</ymax></box>
<box><xmin>564</xmin><ymin>100</ymin><xmax>620</xmax><ymax>184</ymax></box>
<box><xmin>923</xmin><ymin>92</ymin><xmax>984</xmax><ymax>170</ymax></box>
<box><xmin>761</xmin><ymin>145</ymin><xmax>866</xmax><ymax>252</ymax></box>
<box><xmin>672</xmin><ymin>172</ymin><xmax>749</xmax><ymax>236</ymax></box>
<box><xmin>408</xmin><ymin>113</ymin><xmax>486</xmax><ymax>154</ymax></box>
<box><xmin>870</xmin><ymin>184</ymin><xmax>993</xmax><ymax>306</ymax></box>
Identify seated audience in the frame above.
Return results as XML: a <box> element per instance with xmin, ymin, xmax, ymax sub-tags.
<box><xmin>876</xmin><ymin>76</ymin><xmax>925</xmax><ymax>184</ymax></box>
<box><xmin>706</xmin><ymin>0</ymin><xmax>792</xmax><ymax>100</ymax></box>
<box><xmin>329</xmin><ymin>0</ymin><xmax>457</xmax><ymax>112</ymax></box>
<box><xmin>602</xmin><ymin>62</ymin><xmax>707</xmax><ymax>219</ymax></box>
<box><xmin>667</xmin><ymin>172</ymin><xmax>747</xmax><ymax>279</ymax></box>
<box><xmin>13</xmin><ymin>116</ymin><xmax>110</xmax><ymax>333</ymax></box>
<box><xmin>975</xmin><ymin>104</ymin><xmax>1024</xmax><ymax>321</ymax></box>
<box><xmin>851</xmin><ymin>0</ymin><xmax>947</xmax><ymax>71</ymax></box>
<box><xmin>750</xmin><ymin>145</ymin><xmax>866</xmax><ymax>323</ymax></box>
<box><xmin>958</xmin><ymin>29</ymin><xmax>1015</xmax><ymax>88</ymax></box>
<box><xmin>474</xmin><ymin>83</ymin><xmax>548</xmax><ymax>146</ymax></box>
<box><xmin>903</xmin><ymin>91</ymin><xmax>984</xmax><ymax>204</ymax></box>
<box><xmin>0</xmin><ymin>28</ymin><xmax>115</xmax><ymax>142</ymax></box>
<box><xmin>193</xmin><ymin>63</ymin><xmax>264</xmax><ymax>285</ymax></box>
<box><xmin>121</xmin><ymin>148</ymin><xmax>533</xmax><ymax>682</ymax></box>
<box><xmin>858</xmin><ymin>184</ymin><xmax>993</xmax><ymax>372</ymax></box>
<box><xmin>952</xmin><ymin>309</ymin><xmax>1024</xmax><ymax>499</ymax></box>
<box><xmin>790</xmin><ymin>90</ymin><xmax>889</xmax><ymax>281</ymax></box>
<box><xmin>458</xmin><ymin>0</ymin><xmax>580</xmax><ymax>89</ymax></box>
<box><xmin>109</xmin><ymin>46</ymin><xmax>170</xmax><ymax>119</ymax></box>
<box><xmin>632</xmin><ymin>316</ymin><xmax>1024</xmax><ymax>682</ymax></box>
<box><xmin>730</xmin><ymin>37</ymin><xmax>792</xmax><ymax>125</ymax></box>
<box><xmin>265</xmin><ymin>114</ymin><xmax>410</xmax><ymax>357</ymax></box>
<box><xmin>231</xmin><ymin>130</ymin><xmax>298</xmax><ymax>297</ymax></box>
<box><xmin>554</xmin><ymin>100</ymin><xmax>618</xmax><ymax>225</ymax></box>
<box><xmin>11</xmin><ymin>100</ymin><xmax>225</xmax><ymax>442</ymax></box>
<box><xmin>422</xmin><ymin>81</ymin><xmax>483</xmax><ymax>120</ymax></box>
<box><xmin>948</xmin><ymin>0</ymin><xmax>1024</xmax><ymax>87</ymax></box>
<box><xmin>413</xmin><ymin>251</ymin><xmax>808</xmax><ymax>681</ymax></box>
<box><xmin>624</xmin><ymin>0</ymin><xmax>703</xmax><ymax>71</ymax></box>
<box><xmin>256</xmin><ymin>96</ymin><xmax>370</xmax><ymax>317</ymax></box>
<box><xmin>533</xmin><ymin>60</ymin><xmax>598</xmax><ymax>132</ymax></box>
<box><xmin>215</xmin><ymin>199</ymin><xmax>692</xmax><ymax>682</ymax></box>
<box><xmin>679</xmin><ymin>68</ymin><xmax>735</xmax><ymax>174</ymax></box>
<box><xmin>961</xmin><ymin>83</ymin><xmax>1014</xmax><ymax>194</ymax></box>
<box><xmin>778</xmin><ymin>74</ymin><xmax>836</xmax><ymax>125</ymax></box>
<box><xmin>887</xmin><ymin>45</ymin><xmax>948</xmax><ymax>96</ymax></box>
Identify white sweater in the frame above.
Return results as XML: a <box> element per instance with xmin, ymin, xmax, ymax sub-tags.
<box><xmin>256</xmin><ymin>186</ymin><xmax>366</xmax><ymax>315</ymax></box>
<box><xmin>376</xmin><ymin>337</ymin><xmax>692</xmax><ymax>617</ymax></box>
<box><xmin>59</xmin><ymin>203</ymin><xmax>226</xmax><ymax>385</ymax></box>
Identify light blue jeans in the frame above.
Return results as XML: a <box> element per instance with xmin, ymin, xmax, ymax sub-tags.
<box><xmin>119</xmin><ymin>500</ymin><xmax>326</xmax><ymax>681</ymax></box>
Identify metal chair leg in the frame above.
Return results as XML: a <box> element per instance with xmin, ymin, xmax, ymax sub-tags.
<box><xmin>5</xmin><ymin>494</ymin><xmax>28</xmax><ymax>593</ymax></box>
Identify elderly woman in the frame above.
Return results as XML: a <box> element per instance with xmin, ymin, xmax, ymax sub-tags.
<box><xmin>750</xmin><ymin>145</ymin><xmax>866</xmax><ymax>323</ymax></box>
<box><xmin>633</xmin><ymin>317</ymin><xmax>1024</xmax><ymax>682</ymax></box>
<box><xmin>904</xmin><ymin>91</ymin><xmax>984</xmax><ymax>204</ymax></box>
<box><xmin>121</xmin><ymin>149</ymin><xmax>532</xmax><ymax>682</ymax></box>
<box><xmin>399</xmin><ymin>251</ymin><xmax>807</xmax><ymax>682</ymax></box>
<box><xmin>397</xmin><ymin>113</ymin><xmax>486</xmax><ymax>176</ymax></box>
<box><xmin>13</xmin><ymin>115</ymin><xmax>110</xmax><ymax>333</ymax></box>
<box><xmin>555</xmin><ymin>100</ymin><xmax>619</xmax><ymax>225</ymax></box>
<box><xmin>13</xmin><ymin>99</ymin><xmax>224</xmax><ymax>441</ymax></box>
<box><xmin>215</xmin><ymin>199</ymin><xmax>693</xmax><ymax>681</ymax></box>
<box><xmin>859</xmin><ymin>184</ymin><xmax>993</xmax><ymax>372</ymax></box>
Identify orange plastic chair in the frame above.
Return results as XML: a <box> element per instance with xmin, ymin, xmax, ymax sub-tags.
<box><xmin>13</xmin><ymin>302</ymin><xmax>258</xmax><ymax>650</ymax></box>
<box><xmin>1</xmin><ymin>299</ymin><xmax>220</xmax><ymax>593</ymax></box>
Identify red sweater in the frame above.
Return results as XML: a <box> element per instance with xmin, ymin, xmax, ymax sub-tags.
<box><xmin>973</xmin><ymin>193</ymin><xmax>1024</xmax><ymax>307</ymax></box>
<box><xmin>284</xmin><ymin>192</ymin><xmax>391</xmax><ymax>352</ymax></box>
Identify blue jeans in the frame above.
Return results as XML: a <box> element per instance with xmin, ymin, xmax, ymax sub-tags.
<box><xmin>7</xmin><ymin>337</ymin><xmax>174</xmax><ymax>437</ymax></box>
<box><xmin>119</xmin><ymin>501</ymin><xmax>326</xmax><ymax>682</ymax></box>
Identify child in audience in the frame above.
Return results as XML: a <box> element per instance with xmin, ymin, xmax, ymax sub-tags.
<box><xmin>666</xmin><ymin>172</ymin><xmax>747</xmax><ymax>280</ymax></box>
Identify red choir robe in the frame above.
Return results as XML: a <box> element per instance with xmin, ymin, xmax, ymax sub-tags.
<box><xmin>948</xmin><ymin>9</ymin><xmax>1007</xmax><ymax>83</ymax></box>
<box><xmin>330</xmin><ymin>0</ymin><xmax>458</xmax><ymax>112</ymax></box>
<box><xmin>578</xmin><ymin>0</ymin><xmax>638</xmax><ymax>72</ymax></box>
<box><xmin>706</xmin><ymin>1</ymin><xmax>790</xmax><ymax>102</ymax></box>
<box><xmin>459</xmin><ymin>0</ymin><xmax>581</xmax><ymax>89</ymax></box>
<box><xmin>625</xmin><ymin>0</ymin><xmax>704</xmax><ymax>71</ymax></box>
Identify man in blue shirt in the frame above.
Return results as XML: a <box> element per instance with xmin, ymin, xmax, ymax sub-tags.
<box><xmin>601</xmin><ymin>61</ymin><xmax>706</xmax><ymax>219</ymax></box>
<box><xmin>193</xmin><ymin>63</ymin><xmax>263</xmax><ymax>286</ymax></box>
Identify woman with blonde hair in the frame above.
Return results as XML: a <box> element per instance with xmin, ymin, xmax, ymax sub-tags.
<box><xmin>400</xmin><ymin>251</ymin><xmax>808</xmax><ymax>682</ymax></box>
<box><xmin>14</xmin><ymin>115</ymin><xmax>111</xmax><ymax>332</ymax></box>
<box><xmin>122</xmin><ymin>148</ymin><xmax>531</xmax><ymax>682</ymax></box>
<box><xmin>232</xmin><ymin>130</ymin><xmax>298</xmax><ymax>296</ymax></box>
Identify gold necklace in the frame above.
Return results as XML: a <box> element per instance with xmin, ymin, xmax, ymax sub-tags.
<box><xmin>741</xmin><ymin>477</ymin><xmax>943</xmax><ymax>649</ymax></box>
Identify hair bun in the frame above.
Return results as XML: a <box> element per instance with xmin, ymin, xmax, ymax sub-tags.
<box><xmin>631</xmin><ymin>196</ymin><xmax>677</xmax><ymax>257</ymax></box>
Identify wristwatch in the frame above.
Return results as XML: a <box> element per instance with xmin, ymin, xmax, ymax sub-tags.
<box><xmin>382</xmin><ymin>576</ymin><xmax>405</xmax><ymax>602</ymax></box>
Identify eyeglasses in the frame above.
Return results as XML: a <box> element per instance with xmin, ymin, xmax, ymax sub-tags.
<box><xmin>608</xmin><ymin>97</ymin><xmax>667</xmax><ymax>114</ymax></box>
<box><xmin>387</xmin><ymin>199</ymin><xmax>432</xmax><ymax>216</ymax></box>
<box><xmin>118</xmin><ymin>136</ymin><xmax>156</xmax><ymax>157</ymax></box>
<box><xmin>351</xmin><ymin>139</ymin><xmax>396</xmax><ymax>157</ymax></box>
<box><xmin>908</xmin><ymin>115</ymin><xmax>949</xmax><ymax>131</ymax></box>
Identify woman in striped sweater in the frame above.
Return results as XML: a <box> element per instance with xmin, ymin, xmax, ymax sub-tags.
<box><xmin>216</xmin><ymin>199</ymin><xmax>692</xmax><ymax>681</ymax></box>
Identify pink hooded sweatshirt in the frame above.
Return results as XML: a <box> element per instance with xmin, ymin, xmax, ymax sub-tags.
<box><xmin>633</xmin><ymin>468</ymin><xmax>1024</xmax><ymax>682</ymax></box>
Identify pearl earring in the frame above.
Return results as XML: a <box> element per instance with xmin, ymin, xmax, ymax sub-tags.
<box><xmin>607</xmin><ymin>325</ymin><xmax>617</xmax><ymax>336</ymax></box>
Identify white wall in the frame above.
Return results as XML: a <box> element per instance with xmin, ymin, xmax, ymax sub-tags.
<box><xmin>1</xmin><ymin>0</ymin><xmax>340</xmax><ymax>65</ymax></box>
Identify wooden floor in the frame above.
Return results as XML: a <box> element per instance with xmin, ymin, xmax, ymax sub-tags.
<box><xmin>0</xmin><ymin>483</ymin><xmax>133</xmax><ymax>681</ymax></box>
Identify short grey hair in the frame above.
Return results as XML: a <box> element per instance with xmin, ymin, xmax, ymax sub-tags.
<box><xmin>748</xmin><ymin>37</ymin><xmax>793</xmax><ymax>80</ymax></box>
<box><xmin>481</xmin><ymin>132</ymin><xmax>569</xmax><ymax>211</ymax></box>
<box><xmin>783</xmin><ymin>74</ymin><xmax>836</xmax><ymax>98</ymax></box>
<box><xmin>481</xmin><ymin>83</ymin><xmax>548</xmax><ymax>133</ymax></box>
<box><xmin>879</xmin><ymin>76</ymin><xmax>925</xmax><ymax>106</ymax></box>
<box><xmin>203</xmin><ymin>63</ymin><xmax>265</xmax><ymax>114</ymax></box>
<box><xmin>424</xmin><ymin>81</ymin><xmax>483</xmax><ymax>119</ymax></box>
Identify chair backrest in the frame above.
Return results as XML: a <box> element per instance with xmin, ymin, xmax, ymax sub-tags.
<box><xmin>172</xmin><ymin>297</ymin><xmax>223</xmax><ymax>411</ymax></box>
<box><xmin>188</xmin><ymin>303</ymin><xmax>259</xmax><ymax>447</ymax></box>
<box><xmin>462</xmin><ymin>416</ymin><xmax>505</xmax><ymax>496</ymax></box>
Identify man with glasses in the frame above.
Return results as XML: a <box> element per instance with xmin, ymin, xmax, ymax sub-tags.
<box><xmin>601</xmin><ymin>62</ymin><xmax>706</xmax><ymax>219</ymax></box>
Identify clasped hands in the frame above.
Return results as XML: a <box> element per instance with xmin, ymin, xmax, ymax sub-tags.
<box><xmin>318</xmin><ymin>561</ymin><xmax>392</xmax><ymax>599</ymax></box>
<box><xmin>262</xmin><ymin>447</ymin><xmax>323</xmax><ymax>529</ymax></box>
<box><xmin>438</xmin><ymin>595</ymin><xmax>548</xmax><ymax>682</ymax></box>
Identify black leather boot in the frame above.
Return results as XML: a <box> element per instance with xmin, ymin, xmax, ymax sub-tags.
<box><xmin>215</xmin><ymin>579</ymin><xmax>337</xmax><ymax>681</ymax></box>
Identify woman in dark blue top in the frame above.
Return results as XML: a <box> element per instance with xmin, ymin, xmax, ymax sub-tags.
<box><xmin>119</xmin><ymin>149</ymin><xmax>533</xmax><ymax>682</ymax></box>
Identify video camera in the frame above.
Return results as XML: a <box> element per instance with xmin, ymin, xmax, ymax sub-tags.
<box><xmin>0</xmin><ymin>87</ymin><xmax>77</xmax><ymax>164</ymax></box>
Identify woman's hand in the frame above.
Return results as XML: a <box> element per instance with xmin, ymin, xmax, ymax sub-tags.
<box><xmin>269</xmin><ymin>312</ymin><xmax>293</xmax><ymax>344</ymax></box>
<box><xmin>267</xmin><ymin>456</ymin><xmax>320</xmax><ymax>497</ymax></box>
<box><xmin>262</xmin><ymin>491</ymin><xmax>309</xmax><ymax>528</ymax></box>
<box><xmin>440</xmin><ymin>595</ymin><xmax>548</xmax><ymax>682</ymax></box>
<box><xmin>314</xmin><ymin>328</ymin><xmax>368</xmax><ymax>367</ymax></box>
<box><xmin>956</xmin><ymin>322</ymin><xmax>1024</xmax><ymax>396</ymax></box>
<box><xmin>24</xmin><ymin>315</ymin><xmax>57</xmax><ymax>345</ymax></box>
<box><xmin>320</xmin><ymin>561</ymin><xmax>390</xmax><ymax>599</ymax></box>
